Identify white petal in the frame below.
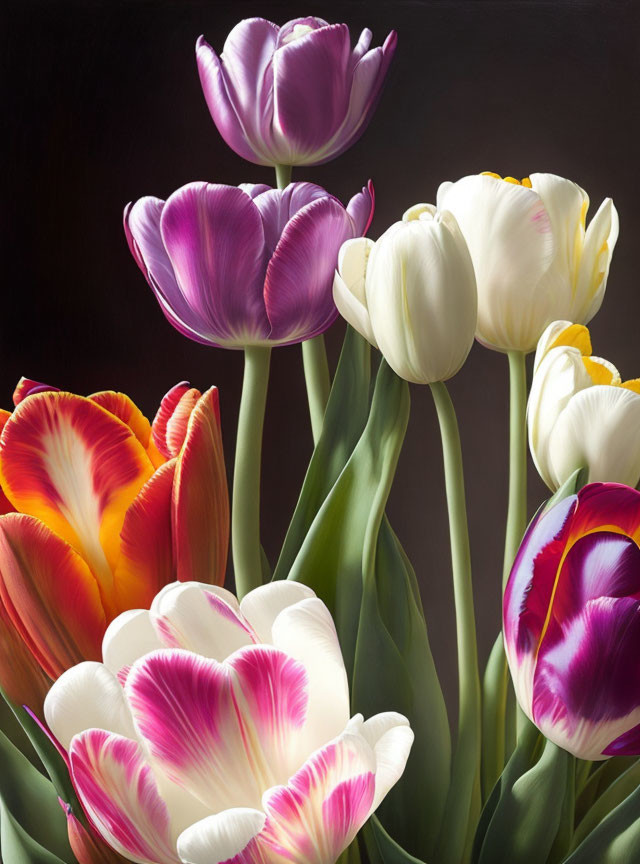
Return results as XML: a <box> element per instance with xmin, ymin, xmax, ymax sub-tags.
<box><xmin>239</xmin><ymin>581</ymin><xmax>316</xmax><ymax>643</ymax></box>
<box><xmin>402</xmin><ymin>202</ymin><xmax>437</xmax><ymax>222</ymax></box>
<box><xmin>361</xmin><ymin>712</ymin><xmax>414</xmax><ymax>812</ymax></box>
<box><xmin>271</xmin><ymin>597</ymin><xmax>350</xmax><ymax>756</ymax></box>
<box><xmin>574</xmin><ymin>198</ymin><xmax>619</xmax><ymax>324</ymax></box>
<box><xmin>439</xmin><ymin>174</ymin><xmax>554</xmax><ymax>352</ymax></box>
<box><xmin>548</xmin><ymin>385</ymin><xmax>640</xmax><ymax>488</ymax></box>
<box><xmin>333</xmin><ymin>238</ymin><xmax>377</xmax><ymax>347</ymax></box>
<box><xmin>102</xmin><ymin>609</ymin><xmax>163</xmax><ymax>677</ymax></box>
<box><xmin>177</xmin><ymin>809</ymin><xmax>265</xmax><ymax>864</ymax></box>
<box><xmin>151</xmin><ymin>582</ymin><xmax>255</xmax><ymax>659</ymax></box>
<box><xmin>533</xmin><ymin>320</ymin><xmax>588</xmax><ymax>372</ymax></box>
<box><xmin>44</xmin><ymin>662</ymin><xmax>135</xmax><ymax>749</ymax></box>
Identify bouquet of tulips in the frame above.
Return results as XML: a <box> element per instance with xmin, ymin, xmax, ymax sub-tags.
<box><xmin>2</xmin><ymin>13</ymin><xmax>639</xmax><ymax>864</ymax></box>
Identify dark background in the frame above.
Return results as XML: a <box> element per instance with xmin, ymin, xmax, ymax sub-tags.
<box><xmin>3</xmin><ymin>0</ymin><xmax>639</xmax><ymax>711</ymax></box>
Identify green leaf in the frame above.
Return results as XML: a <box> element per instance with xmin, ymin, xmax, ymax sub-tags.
<box><xmin>542</xmin><ymin>467</ymin><xmax>587</xmax><ymax>513</ymax></box>
<box><xmin>571</xmin><ymin>758</ymin><xmax>640</xmax><ymax>852</ymax></box>
<box><xmin>273</xmin><ymin>326</ymin><xmax>372</xmax><ymax>582</ymax></box>
<box><xmin>0</xmin><ymin>726</ymin><xmax>74</xmax><ymax>863</ymax></box>
<box><xmin>564</xmin><ymin>781</ymin><xmax>640</xmax><ymax>863</ymax></box>
<box><xmin>362</xmin><ymin>815</ymin><xmax>426</xmax><ymax>864</ymax></box>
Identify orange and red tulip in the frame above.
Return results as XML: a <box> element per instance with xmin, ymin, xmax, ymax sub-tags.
<box><xmin>0</xmin><ymin>379</ymin><xmax>229</xmax><ymax>712</ymax></box>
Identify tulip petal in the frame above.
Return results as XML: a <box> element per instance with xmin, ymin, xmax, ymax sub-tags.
<box><xmin>177</xmin><ymin>808</ymin><xmax>265</xmax><ymax>864</ymax></box>
<box><xmin>70</xmin><ymin>730</ymin><xmax>180</xmax><ymax>864</ymax></box>
<box><xmin>575</xmin><ymin>197</ymin><xmax>619</xmax><ymax>324</ymax></box>
<box><xmin>150</xmin><ymin>582</ymin><xmax>256</xmax><ymax>658</ymax></box>
<box><xmin>0</xmin><ymin>392</ymin><xmax>154</xmax><ymax>596</ymax></box>
<box><xmin>239</xmin><ymin>581</ymin><xmax>316</xmax><ymax>642</ymax></box>
<box><xmin>13</xmin><ymin>377</ymin><xmax>58</xmax><ymax>405</ymax></box>
<box><xmin>271</xmin><ymin>24</ymin><xmax>352</xmax><ymax>164</ymax></box>
<box><xmin>173</xmin><ymin>387</ymin><xmax>229</xmax><ymax>585</ymax></box>
<box><xmin>160</xmin><ymin>184</ymin><xmax>269</xmax><ymax>346</ymax></box>
<box><xmin>358</xmin><ymin>712</ymin><xmax>414</xmax><ymax>811</ymax></box>
<box><xmin>603</xmin><ymin>720</ymin><xmax>640</xmax><ymax>756</ymax></box>
<box><xmin>0</xmin><ymin>514</ymin><xmax>105</xmax><ymax>680</ymax></box>
<box><xmin>113</xmin><ymin>460</ymin><xmax>177</xmax><ymax>612</ymax></box>
<box><xmin>345</xmin><ymin>181</ymin><xmax>375</xmax><ymax>237</ymax></box>
<box><xmin>0</xmin><ymin>590</ymin><xmax>52</xmax><ymax>712</ymax></box>
<box><xmin>89</xmin><ymin>392</ymin><xmax>151</xmax><ymax>450</ymax></box>
<box><xmin>271</xmin><ymin>597</ymin><xmax>350</xmax><ymax>756</ymax></box>
<box><xmin>126</xmin><ymin>646</ymin><xmax>308</xmax><ymax>812</ymax></box>
<box><xmin>152</xmin><ymin>383</ymin><xmax>200</xmax><ymax>459</ymax></box>
<box><xmin>533</xmin><ymin>596</ymin><xmax>640</xmax><ymax>759</ymax></box>
<box><xmin>0</xmin><ymin>409</ymin><xmax>14</xmax><ymax>515</ymax></box>
<box><xmin>102</xmin><ymin>610</ymin><xmax>163</xmax><ymax>680</ymax></box>
<box><xmin>252</xmin><ymin>183</ymin><xmax>335</xmax><ymax>255</ymax></box>
<box><xmin>332</xmin><ymin>238</ymin><xmax>377</xmax><ymax>347</ymax></box>
<box><xmin>568</xmin><ymin>483</ymin><xmax>640</xmax><ymax>545</ymax></box>
<box><xmin>264</xmin><ymin>197</ymin><xmax>353</xmax><ymax>343</ymax></box>
<box><xmin>62</xmin><ymin>803</ymin><xmax>129</xmax><ymax>864</ymax></box>
<box><xmin>44</xmin><ymin>662</ymin><xmax>136</xmax><ymax>750</ymax></box>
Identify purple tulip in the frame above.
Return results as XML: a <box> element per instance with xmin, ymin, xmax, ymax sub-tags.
<box><xmin>504</xmin><ymin>482</ymin><xmax>640</xmax><ymax>760</ymax></box>
<box><xmin>124</xmin><ymin>180</ymin><xmax>374</xmax><ymax>348</ymax></box>
<box><xmin>196</xmin><ymin>17</ymin><xmax>397</xmax><ymax>167</ymax></box>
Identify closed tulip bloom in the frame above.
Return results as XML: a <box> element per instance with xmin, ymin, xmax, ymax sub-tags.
<box><xmin>0</xmin><ymin>379</ymin><xmax>228</xmax><ymax>711</ymax></box>
<box><xmin>528</xmin><ymin>321</ymin><xmax>640</xmax><ymax>490</ymax></box>
<box><xmin>504</xmin><ymin>482</ymin><xmax>640</xmax><ymax>760</ymax></box>
<box><xmin>44</xmin><ymin>581</ymin><xmax>414</xmax><ymax>864</ymax></box>
<box><xmin>437</xmin><ymin>172</ymin><xmax>618</xmax><ymax>352</ymax></box>
<box><xmin>333</xmin><ymin>205</ymin><xmax>477</xmax><ymax>384</ymax></box>
<box><xmin>125</xmin><ymin>181</ymin><xmax>374</xmax><ymax>349</ymax></box>
<box><xmin>196</xmin><ymin>18</ymin><xmax>397</xmax><ymax>167</ymax></box>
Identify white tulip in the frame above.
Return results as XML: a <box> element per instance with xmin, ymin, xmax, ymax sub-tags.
<box><xmin>437</xmin><ymin>172</ymin><xmax>619</xmax><ymax>353</ymax></box>
<box><xmin>528</xmin><ymin>321</ymin><xmax>640</xmax><ymax>490</ymax></box>
<box><xmin>333</xmin><ymin>206</ymin><xmax>477</xmax><ymax>384</ymax></box>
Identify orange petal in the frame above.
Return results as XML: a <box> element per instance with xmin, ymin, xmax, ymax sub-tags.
<box><xmin>62</xmin><ymin>803</ymin><xmax>129</xmax><ymax>864</ymax></box>
<box><xmin>12</xmin><ymin>377</ymin><xmax>58</xmax><ymax>406</ymax></box>
<box><xmin>88</xmin><ymin>391</ymin><xmax>151</xmax><ymax>449</ymax></box>
<box><xmin>0</xmin><ymin>411</ymin><xmax>14</xmax><ymax>515</ymax></box>
<box><xmin>172</xmin><ymin>387</ymin><xmax>229</xmax><ymax>585</ymax></box>
<box><xmin>0</xmin><ymin>514</ymin><xmax>105</xmax><ymax>680</ymax></box>
<box><xmin>152</xmin><ymin>382</ymin><xmax>201</xmax><ymax>459</ymax></box>
<box><xmin>0</xmin><ymin>593</ymin><xmax>52</xmax><ymax>713</ymax></box>
<box><xmin>0</xmin><ymin>392</ymin><xmax>154</xmax><ymax>596</ymax></box>
<box><xmin>113</xmin><ymin>459</ymin><xmax>177</xmax><ymax>612</ymax></box>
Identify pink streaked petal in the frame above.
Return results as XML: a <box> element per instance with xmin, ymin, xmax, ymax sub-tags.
<box><xmin>264</xmin><ymin>197</ymin><xmax>354</xmax><ymax>344</ymax></box>
<box><xmin>172</xmin><ymin>387</ymin><xmax>229</xmax><ymax>586</ymax></box>
<box><xmin>176</xmin><ymin>809</ymin><xmax>265</xmax><ymax>864</ymax></box>
<box><xmin>12</xmin><ymin>377</ymin><xmax>59</xmax><ymax>406</ymax></box>
<box><xmin>126</xmin><ymin>646</ymin><xmax>308</xmax><ymax>812</ymax></box>
<box><xmin>113</xmin><ymin>460</ymin><xmax>177</xmax><ymax>612</ymax></box>
<box><xmin>70</xmin><ymin>730</ymin><xmax>179</xmax><ymax>864</ymax></box>
<box><xmin>152</xmin><ymin>383</ymin><xmax>201</xmax><ymax>460</ymax></box>
<box><xmin>346</xmin><ymin>181</ymin><xmax>375</xmax><ymax>237</ymax></box>
<box><xmin>160</xmin><ymin>183</ymin><xmax>270</xmax><ymax>346</ymax></box>
<box><xmin>569</xmin><ymin>482</ymin><xmax>640</xmax><ymax>546</ymax></box>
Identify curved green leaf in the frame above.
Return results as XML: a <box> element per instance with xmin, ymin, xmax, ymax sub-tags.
<box><xmin>564</xmin><ymin>782</ymin><xmax>640</xmax><ymax>863</ymax></box>
<box><xmin>362</xmin><ymin>815</ymin><xmax>426</xmax><ymax>864</ymax></box>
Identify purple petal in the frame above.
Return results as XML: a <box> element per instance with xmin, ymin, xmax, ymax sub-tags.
<box><xmin>253</xmin><ymin>183</ymin><xmax>335</xmax><ymax>254</ymax></box>
<box><xmin>238</xmin><ymin>183</ymin><xmax>273</xmax><ymax>200</ymax></box>
<box><xmin>160</xmin><ymin>183</ymin><xmax>269</xmax><ymax>346</ymax></box>
<box><xmin>351</xmin><ymin>28</ymin><xmax>374</xmax><ymax>66</ymax></box>
<box><xmin>124</xmin><ymin>198</ymin><xmax>214</xmax><ymax>346</ymax></box>
<box><xmin>533</xmin><ymin>596</ymin><xmax>640</xmax><ymax>730</ymax></box>
<box><xmin>264</xmin><ymin>197</ymin><xmax>355</xmax><ymax>344</ymax></box>
<box><xmin>604</xmin><ymin>720</ymin><xmax>640</xmax><ymax>756</ymax></box>
<box><xmin>570</xmin><ymin>482</ymin><xmax>640</xmax><ymax>541</ymax></box>
<box><xmin>271</xmin><ymin>24</ymin><xmax>352</xmax><ymax>163</ymax></box>
<box><xmin>346</xmin><ymin>180</ymin><xmax>375</xmax><ymax>236</ymax></box>
<box><xmin>275</xmin><ymin>17</ymin><xmax>329</xmax><ymax>49</ymax></box>
<box><xmin>196</xmin><ymin>36</ymin><xmax>272</xmax><ymax>166</ymax></box>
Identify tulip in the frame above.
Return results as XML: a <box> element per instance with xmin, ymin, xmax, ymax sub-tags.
<box><xmin>124</xmin><ymin>181</ymin><xmax>373</xmax><ymax>349</ymax></box>
<box><xmin>44</xmin><ymin>581</ymin><xmax>414</xmax><ymax>864</ymax></box>
<box><xmin>528</xmin><ymin>321</ymin><xmax>640</xmax><ymax>490</ymax></box>
<box><xmin>333</xmin><ymin>204</ymin><xmax>477</xmax><ymax>384</ymax></box>
<box><xmin>504</xmin><ymin>482</ymin><xmax>640</xmax><ymax>760</ymax></box>
<box><xmin>437</xmin><ymin>172</ymin><xmax>618</xmax><ymax>353</ymax></box>
<box><xmin>0</xmin><ymin>379</ymin><xmax>228</xmax><ymax>711</ymax></box>
<box><xmin>196</xmin><ymin>18</ymin><xmax>397</xmax><ymax>168</ymax></box>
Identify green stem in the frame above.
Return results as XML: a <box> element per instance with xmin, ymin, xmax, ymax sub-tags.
<box><xmin>275</xmin><ymin>162</ymin><xmax>331</xmax><ymax>445</ymax></box>
<box><xmin>430</xmin><ymin>381</ymin><xmax>481</xmax><ymax>864</ymax></box>
<box><xmin>232</xmin><ymin>346</ymin><xmax>271</xmax><ymax>599</ymax></box>
<box><xmin>302</xmin><ymin>335</ymin><xmax>331</xmax><ymax>444</ymax></box>
<box><xmin>481</xmin><ymin>633</ymin><xmax>508</xmax><ymax>801</ymax></box>
<box><xmin>502</xmin><ymin>350</ymin><xmax>528</xmax><ymax>588</ymax></box>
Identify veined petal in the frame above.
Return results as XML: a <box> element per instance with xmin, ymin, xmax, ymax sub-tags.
<box><xmin>13</xmin><ymin>377</ymin><xmax>59</xmax><ymax>405</ymax></box>
<box><xmin>574</xmin><ymin>197</ymin><xmax>619</xmax><ymax>324</ymax></box>
<box><xmin>173</xmin><ymin>387</ymin><xmax>229</xmax><ymax>585</ymax></box>
<box><xmin>126</xmin><ymin>646</ymin><xmax>308</xmax><ymax>812</ymax></box>
<box><xmin>568</xmin><ymin>483</ymin><xmax>640</xmax><ymax>547</ymax></box>
<box><xmin>0</xmin><ymin>514</ymin><xmax>105</xmax><ymax>680</ymax></box>
<box><xmin>89</xmin><ymin>392</ymin><xmax>151</xmax><ymax>450</ymax></box>
<box><xmin>152</xmin><ymin>383</ymin><xmax>201</xmax><ymax>460</ymax></box>
<box><xmin>70</xmin><ymin>730</ymin><xmax>179</xmax><ymax>864</ymax></box>
<box><xmin>264</xmin><ymin>197</ymin><xmax>353</xmax><ymax>344</ymax></box>
<box><xmin>0</xmin><ymin>591</ymin><xmax>52</xmax><ymax>712</ymax></box>
<box><xmin>0</xmin><ymin>409</ymin><xmax>14</xmax><ymax>515</ymax></box>
<box><xmin>160</xmin><ymin>183</ymin><xmax>269</xmax><ymax>346</ymax></box>
<box><xmin>252</xmin><ymin>184</ymin><xmax>334</xmax><ymax>255</ymax></box>
<box><xmin>44</xmin><ymin>662</ymin><xmax>135</xmax><ymax>750</ymax></box>
<box><xmin>0</xmin><ymin>392</ymin><xmax>154</xmax><ymax>597</ymax></box>
<box><xmin>113</xmin><ymin>460</ymin><xmax>177</xmax><ymax>612</ymax></box>
<box><xmin>102</xmin><ymin>610</ymin><xmax>163</xmax><ymax>680</ymax></box>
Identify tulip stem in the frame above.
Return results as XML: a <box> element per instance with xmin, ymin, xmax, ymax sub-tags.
<box><xmin>503</xmin><ymin>350</ymin><xmax>528</xmax><ymax>587</ymax></box>
<box><xmin>302</xmin><ymin>336</ymin><xmax>331</xmax><ymax>444</ymax></box>
<box><xmin>430</xmin><ymin>381</ymin><xmax>481</xmax><ymax>864</ymax></box>
<box><xmin>275</xmin><ymin>163</ymin><xmax>292</xmax><ymax>190</ymax></box>
<box><xmin>232</xmin><ymin>346</ymin><xmax>271</xmax><ymax>599</ymax></box>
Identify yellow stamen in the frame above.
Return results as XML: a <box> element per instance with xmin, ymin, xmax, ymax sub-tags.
<box><xmin>549</xmin><ymin>323</ymin><xmax>592</xmax><ymax>357</ymax></box>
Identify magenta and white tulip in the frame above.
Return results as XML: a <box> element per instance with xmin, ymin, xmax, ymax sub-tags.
<box><xmin>196</xmin><ymin>17</ymin><xmax>397</xmax><ymax>167</ymax></box>
<box><xmin>124</xmin><ymin>181</ymin><xmax>374</xmax><ymax>349</ymax></box>
<box><xmin>44</xmin><ymin>581</ymin><xmax>413</xmax><ymax>864</ymax></box>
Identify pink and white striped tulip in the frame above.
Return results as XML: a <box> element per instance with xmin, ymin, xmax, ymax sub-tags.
<box><xmin>44</xmin><ymin>581</ymin><xmax>413</xmax><ymax>864</ymax></box>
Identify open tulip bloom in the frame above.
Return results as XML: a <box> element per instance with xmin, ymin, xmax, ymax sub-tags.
<box><xmin>44</xmin><ymin>582</ymin><xmax>413</xmax><ymax>864</ymax></box>
<box><xmin>6</xmin><ymin>11</ymin><xmax>640</xmax><ymax>864</ymax></box>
